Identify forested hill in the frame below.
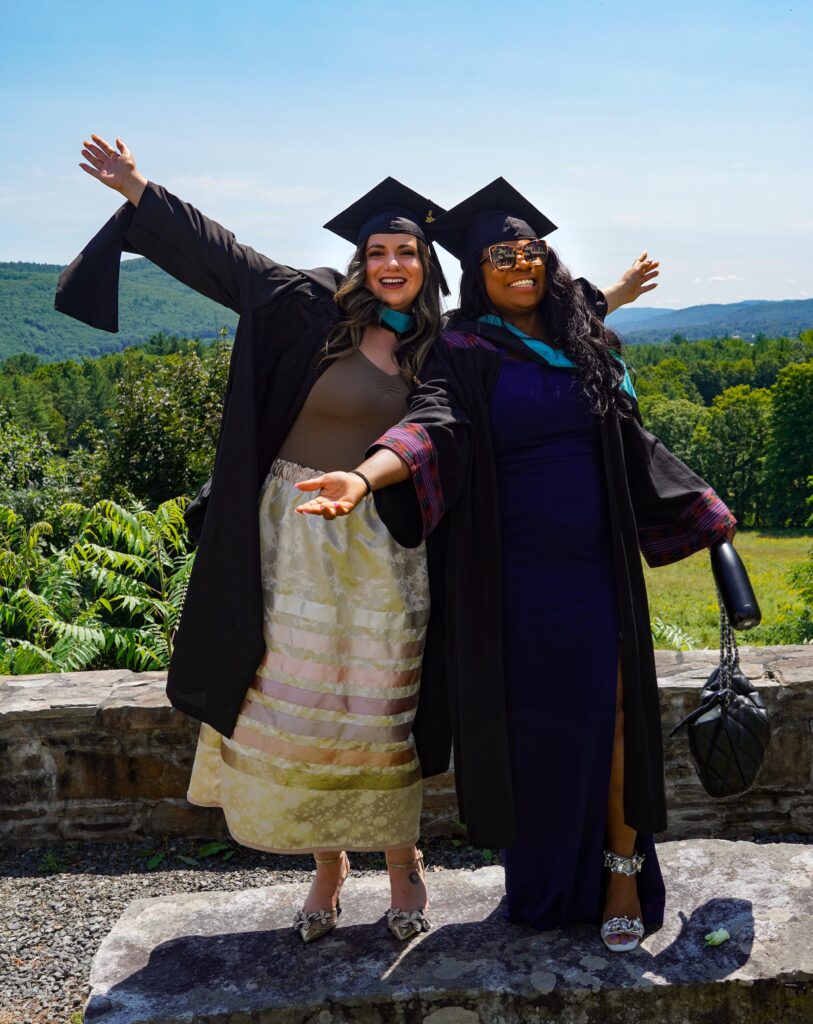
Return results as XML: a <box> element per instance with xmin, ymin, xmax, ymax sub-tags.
<box><xmin>607</xmin><ymin>298</ymin><xmax>813</xmax><ymax>344</ymax></box>
<box><xmin>0</xmin><ymin>259</ymin><xmax>238</xmax><ymax>362</ymax></box>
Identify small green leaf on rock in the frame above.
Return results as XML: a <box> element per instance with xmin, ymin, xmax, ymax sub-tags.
<box><xmin>221</xmin><ymin>850</ymin><xmax>236</xmax><ymax>862</ymax></box>
<box><xmin>704</xmin><ymin>927</ymin><xmax>730</xmax><ymax>947</ymax></box>
<box><xmin>147</xmin><ymin>852</ymin><xmax>166</xmax><ymax>870</ymax></box>
<box><xmin>176</xmin><ymin>854</ymin><xmax>200</xmax><ymax>867</ymax></box>
<box><xmin>197</xmin><ymin>841</ymin><xmax>231</xmax><ymax>858</ymax></box>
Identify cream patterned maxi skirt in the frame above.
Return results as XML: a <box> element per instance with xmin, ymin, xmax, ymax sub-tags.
<box><xmin>186</xmin><ymin>459</ymin><xmax>429</xmax><ymax>852</ymax></box>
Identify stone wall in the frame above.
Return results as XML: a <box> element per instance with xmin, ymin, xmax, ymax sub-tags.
<box><xmin>1</xmin><ymin>647</ymin><xmax>811</xmax><ymax>849</ymax></box>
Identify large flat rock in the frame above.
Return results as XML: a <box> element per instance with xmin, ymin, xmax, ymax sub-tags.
<box><xmin>84</xmin><ymin>840</ymin><xmax>812</xmax><ymax>1024</ymax></box>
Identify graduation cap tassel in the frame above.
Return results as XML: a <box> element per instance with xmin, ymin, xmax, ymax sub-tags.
<box><xmin>430</xmin><ymin>243</ymin><xmax>451</xmax><ymax>297</ymax></box>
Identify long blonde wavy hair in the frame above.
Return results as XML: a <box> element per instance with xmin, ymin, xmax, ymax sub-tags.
<box><xmin>322</xmin><ymin>239</ymin><xmax>444</xmax><ymax>384</ymax></box>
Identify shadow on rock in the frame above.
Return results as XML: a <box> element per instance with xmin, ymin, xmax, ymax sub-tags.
<box><xmin>84</xmin><ymin>897</ymin><xmax>756</xmax><ymax>1020</ymax></box>
<box><xmin>627</xmin><ymin>897</ymin><xmax>754</xmax><ymax>986</ymax></box>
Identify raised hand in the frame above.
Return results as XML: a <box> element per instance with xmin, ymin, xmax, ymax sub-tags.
<box><xmin>617</xmin><ymin>252</ymin><xmax>660</xmax><ymax>304</ymax></box>
<box><xmin>79</xmin><ymin>134</ymin><xmax>147</xmax><ymax>206</ymax></box>
<box><xmin>602</xmin><ymin>252</ymin><xmax>660</xmax><ymax>314</ymax></box>
<box><xmin>294</xmin><ymin>472</ymin><xmax>369</xmax><ymax>520</ymax></box>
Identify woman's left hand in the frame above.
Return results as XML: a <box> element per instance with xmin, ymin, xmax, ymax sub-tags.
<box><xmin>295</xmin><ymin>472</ymin><xmax>368</xmax><ymax>519</ymax></box>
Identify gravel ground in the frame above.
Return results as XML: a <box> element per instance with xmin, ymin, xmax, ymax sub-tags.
<box><xmin>0</xmin><ymin>834</ymin><xmax>499</xmax><ymax>1024</ymax></box>
<box><xmin>2</xmin><ymin>831</ymin><xmax>810</xmax><ymax>1024</ymax></box>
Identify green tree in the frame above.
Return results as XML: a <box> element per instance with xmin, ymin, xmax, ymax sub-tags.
<box><xmin>634</xmin><ymin>357</ymin><xmax>703</xmax><ymax>403</ymax></box>
<box><xmin>97</xmin><ymin>345</ymin><xmax>229</xmax><ymax>505</ymax></box>
<box><xmin>638</xmin><ymin>396</ymin><xmax>708</xmax><ymax>464</ymax></box>
<box><xmin>765</xmin><ymin>363</ymin><xmax>813</xmax><ymax>526</ymax></box>
<box><xmin>691</xmin><ymin>385</ymin><xmax>772</xmax><ymax>526</ymax></box>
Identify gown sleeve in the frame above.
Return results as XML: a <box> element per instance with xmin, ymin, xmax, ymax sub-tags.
<box><xmin>366</xmin><ymin>347</ymin><xmax>470</xmax><ymax>549</ymax></box>
<box><xmin>574</xmin><ymin>277</ymin><xmax>609</xmax><ymax>321</ymax></box>
<box><xmin>621</xmin><ymin>412</ymin><xmax>736</xmax><ymax>567</ymax></box>
<box><xmin>55</xmin><ymin>181</ymin><xmax>301</xmax><ymax>331</ymax></box>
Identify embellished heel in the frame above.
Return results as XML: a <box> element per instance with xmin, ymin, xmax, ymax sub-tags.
<box><xmin>385</xmin><ymin>850</ymin><xmax>432</xmax><ymax>941</ymax></box>
<box><xmin>600</xmin><ymin>850</ymin><xmax>645</xmax><ymax>953</ymax></box>
<box><xmin>294</xmin><ymin>851</ymin><xmax>350</xmax><ymax>944</ymax></box>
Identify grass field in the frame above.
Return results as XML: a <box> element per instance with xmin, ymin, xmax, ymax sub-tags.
<box><xmin>644</xmin><ymin>529</ymin><xmax>812</xmax><ymax>648</ymax></box>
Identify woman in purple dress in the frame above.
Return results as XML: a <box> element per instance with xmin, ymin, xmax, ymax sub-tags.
<box><xmin>313</xmin><ymin>178</ymin><xmax>734</xmax><ymax>952</ymax></box>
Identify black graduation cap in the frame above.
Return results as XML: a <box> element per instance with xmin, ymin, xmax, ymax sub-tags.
<box><xmin>324</xmin><ymin>176</ymin><xmax>444</xmax><ymax>246</ymax></box>
<box><xmin>433</xmin><ymin>177</ymin><xmax>557</xmax><ymax>265</ymax></box>
<box><xmin>324</xmin><ymin>177</ymin><xmax>449</xmax><ymax>294</ymax></box>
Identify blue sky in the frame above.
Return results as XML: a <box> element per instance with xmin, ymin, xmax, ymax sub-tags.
<box><xmin>2</xmin><ymin>0</ymin><xmax>811</xmax><ymax>308</ymax></box>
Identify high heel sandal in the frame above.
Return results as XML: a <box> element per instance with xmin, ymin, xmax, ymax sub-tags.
<box><xmin>293</xmin><ymin>851</ymin><xmax>350</xmax><ymax>944</ymax></box>
<box><xmin>600</xmin><ymin>850</ymin><xmax>646</xmax><ymax>953</ymax></box>
<box><xmin>385</xmin><ymin>850</ymin><xmax>432</xmax><ymax>941</ymax></box>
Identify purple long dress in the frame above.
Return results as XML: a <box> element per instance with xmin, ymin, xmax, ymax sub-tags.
<box><xmin>491</xmin><ymin>353</ymin><xmax>666</xmax><ymax>930</ymax></box>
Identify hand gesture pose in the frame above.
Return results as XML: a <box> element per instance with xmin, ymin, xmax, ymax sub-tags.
<box><xmin>295</xmin><ymin>472</ymin><xmax>370</xmax><ymax>520</ymax></box>
<box><xmin>80</xmin><ymin>134</ymin><xmax>147</xmax><ymax>206</ymax></box>
<box><xmin>613</xmin><ymin>252</ymin><xmax>660</xmax><ymax>307</ymax></box>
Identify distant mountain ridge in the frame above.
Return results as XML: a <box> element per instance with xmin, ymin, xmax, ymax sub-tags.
<box><xmin>607</xmin><ymin>298</ymin><xmax>813</xmax><ymax>344</ymax></box>
<box><xmin>1</xmin><ymin>259</ymin><xmax>812</xmax><ymax>363</ymax></box>
<box><xmin>0</xmin><ymin>259</ymin><xmax>237</xmax><ymax>363</ymax></box>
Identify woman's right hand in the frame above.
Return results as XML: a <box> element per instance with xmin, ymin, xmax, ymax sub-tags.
<box><xmin>80</xmin><ymin>134</ymin><xmax>147</xmax><ymax>206</ymax></box>
<box><xmin>294</xmin><ymin>472</ymin><xmax>369</xmax><ymax>520</ymax></box>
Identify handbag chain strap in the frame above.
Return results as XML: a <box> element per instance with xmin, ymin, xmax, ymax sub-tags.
<box><xmin>718</xmin><ymin>591</ymin><xmax>740</xmax><ymax>691</ymax></box>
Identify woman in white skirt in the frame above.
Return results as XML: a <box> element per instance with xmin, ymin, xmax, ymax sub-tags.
<box><xmin>67</xmin><ymin>135</ymin><xmax>450</xmax><ymax>942</ymax></box>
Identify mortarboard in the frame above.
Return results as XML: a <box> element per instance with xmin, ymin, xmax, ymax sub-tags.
<box><xmin>324</xmin><ymin>177</ymin><xmax>450</xmax><ymax>296</ymax></box>
<box><xmin>433</xmin><ymin>177</ymin><xmax>557</xmax><ymax>265</ymax></box>
<box><xmin>324</xmin><ymin>176</ymin><xmax>444</xmax><ymax>247</ymax></box>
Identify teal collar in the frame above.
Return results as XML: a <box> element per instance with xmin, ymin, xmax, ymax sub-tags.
<box><xmin>477</xmin><ymin>314</ymin><xmax>636</xmax><ymax>399</ymax></box>
<box><xmin>378</xmin><ymin>305</ymin><xmax>414</xmax><ymax>335</ymax></box>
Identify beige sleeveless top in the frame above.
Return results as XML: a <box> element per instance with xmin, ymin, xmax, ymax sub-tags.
<box><xmin>277</xmin><ymin>348</ymin><xmax>409</xmax><ymax>471</ymax></box>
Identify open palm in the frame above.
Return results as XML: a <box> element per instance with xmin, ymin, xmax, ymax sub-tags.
<box><xmin>295</xmin><ymin>472</ymin><xmax>368</xmax><ymax>519</ymax></box>
<box><xmin>80</xmin><ymin>134</ymin><xmax>138</xmax><ymax>193</ymax></box>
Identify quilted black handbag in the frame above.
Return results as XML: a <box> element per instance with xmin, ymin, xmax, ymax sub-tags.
<box><xmin>670</xmin><ymin>601</ymin><xmax>771</xmax><ymax>798</ymax></box>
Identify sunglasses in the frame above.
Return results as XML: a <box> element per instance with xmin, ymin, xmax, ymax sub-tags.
<box><xmin>480</xmin><ymin>239</ymin><xmax>549</xmax><ymax>271</ymax></box>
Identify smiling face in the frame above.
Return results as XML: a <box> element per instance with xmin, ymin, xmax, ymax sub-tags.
<box><xmin>480</xmin><ymin>238</ymin><xmax>547</xmax><ymax>318</ymax></box>
<box><xmin>363</xmin><ymin>232</ymin><xmax>424</xmax><ymax>312</ymax></box>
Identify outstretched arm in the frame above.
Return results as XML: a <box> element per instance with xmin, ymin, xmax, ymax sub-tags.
<box><xmin>602</xmin><ymin>252</ymin><xmax>660</xmax><ymax>315</ymax></box>
<box><xmin>68</xmin><ymin>133</ymin><xmax>291</xmax><ymax>317</ymax></box>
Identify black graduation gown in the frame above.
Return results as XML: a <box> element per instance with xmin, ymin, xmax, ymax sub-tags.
<box><xmin>55</xmin><ymin>182</ymin><xmax>350</xmax><ymax>735</ymax></box>
<box><xmin>371</xmin><ymin>322</ymin><xmax>736</xmax><ymax>849</ymax></box>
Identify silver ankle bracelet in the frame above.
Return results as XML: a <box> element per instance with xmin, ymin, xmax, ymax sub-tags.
<box><xmin>603</xmin><ymin>850</ymin><xmax>645</xmax><ymax>876</ymax></box>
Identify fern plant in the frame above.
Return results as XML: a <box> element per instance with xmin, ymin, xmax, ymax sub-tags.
<box><xmin>0</xmin><ymin>497</ymin><xmax>195</xmax><ymax>674</ymax></box>
<box><xmin>69</xmin><ymin>498</ymin><xmax>195</xmax><ymax>670</ymax></box>
<box><xmin>650</xmin><ymin>616</ymin><xmax>697</xmax><ymax>652</ymax></box>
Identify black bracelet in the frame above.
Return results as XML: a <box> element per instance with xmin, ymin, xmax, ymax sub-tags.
<box><xmin>349</xmin><ymin>470</ymin><xmax>372</xmax><ymax>496</ymax></box>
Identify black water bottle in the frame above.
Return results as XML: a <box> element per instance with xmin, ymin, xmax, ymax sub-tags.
<box><xmin>710</xmin><ymin>540</ymin><xmax>761</xmax><ymax>630</ymax></box>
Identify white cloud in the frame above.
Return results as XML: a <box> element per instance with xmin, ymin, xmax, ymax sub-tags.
<box><xmin>692</xmin><ymin>274</ymin><xmax>744</xmax><ymax>284</ymax></box>
<box><xmin>801</xmin><ymin>290</ymin><xmax>810</xmax><ymax>298</ymax></box>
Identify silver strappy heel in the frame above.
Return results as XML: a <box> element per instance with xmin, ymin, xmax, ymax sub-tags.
<box><xmin>601</xmin><ymin>850</ymin><xmax>645</xmax><ymax>952</ymax></box>
<box><xmin>293</xmin><ymin>851</ymin><xmax>350</xmax><ymax>944</ymax></box>
<box><xmin>385</xmin><ymin>851</ymin><xmax>432</xmax><ymax>941</ymax></box>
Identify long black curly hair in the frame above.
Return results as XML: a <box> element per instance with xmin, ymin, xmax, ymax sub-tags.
<box><xmin>450</xmin><ymin>247</ymin><xmax>633</xmax><ymax>417</ymax></box>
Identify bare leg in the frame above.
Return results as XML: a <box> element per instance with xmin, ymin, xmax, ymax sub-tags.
<box><xmin>302</xmin><ymin>849</ymin><xmax>349</xmax><ymax>913</ymax></box>
<box><xmin>385</xmin><ymin>844</ymin><xmax>428</xmax><ymax>912</ymax></box>
<box><xmin>602</xmin><ymin>664</ymin><xmax>643</xmax><ymax>944</ymax></box>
